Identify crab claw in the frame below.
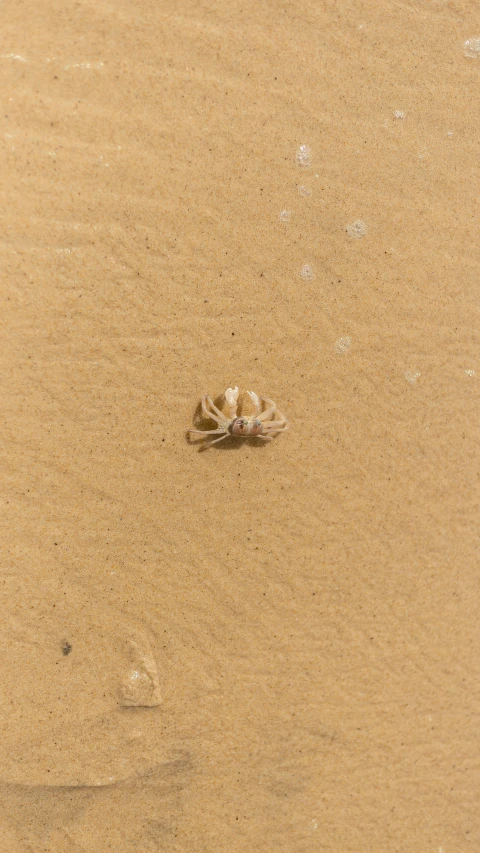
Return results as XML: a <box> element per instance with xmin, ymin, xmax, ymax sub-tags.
<box><xmin>225</xmin><ymin>386</ymin><xmax>239</xmax><ymax>405</ymax></box>
<box><xmin>246</xmin><ymin>390</ymin><xmax>261</xmax><ymax>414</ymax></box>
<box><xmin>225</xmin><ymin>386</ymin><xmax>239</xmax><ymax>417</ymax></box>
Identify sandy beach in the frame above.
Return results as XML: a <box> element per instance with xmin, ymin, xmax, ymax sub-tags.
<box><xmin>0</xmin><ymin>1</ymin><xmax>479</xmax><ymax>850</ymax></box>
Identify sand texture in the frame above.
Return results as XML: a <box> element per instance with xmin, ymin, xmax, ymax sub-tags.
<box><xmin>0</xmin><ymin>0</ymin><xmax>479</xmax><ymax>850</ymax></box>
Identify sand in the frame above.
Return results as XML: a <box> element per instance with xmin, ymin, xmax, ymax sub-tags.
<box><xmin>0</xmin><ymin>0</ymin><xmax>479</xmax><ymax>850</ymax></box>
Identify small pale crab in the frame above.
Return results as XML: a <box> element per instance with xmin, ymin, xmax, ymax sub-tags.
<box><xmin>188</xmin><ymin>386</ymin><xmax>288</xmax><ymax>448</ymax></box>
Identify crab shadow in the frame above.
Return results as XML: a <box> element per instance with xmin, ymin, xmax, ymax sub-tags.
<box><xmin>186</xmin><ymin>395</ymin><xmax>272</xmax><ymax>452</ymax></box>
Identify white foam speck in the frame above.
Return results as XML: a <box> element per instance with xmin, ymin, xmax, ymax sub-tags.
<box><xmin>465</xmin><ymin>369</ymin><xmax>475</xmax><ymax>376</ymax></box>
<box><xmin>405</xmin><ymin>371</ymin><xmax>420</xmax><ymax>384</ymax></box>
<box><xmin>300</xmin><ymin>264</ymin><xmax>315</xmax><ymax>281</ymax></box>
<box><xmin>279</xmin><ymin>209</ymin><xmax>291</xmax><ymax>222</ymax></box>
<box><xmin>296</xmin><ymin>144</ymin><xmax>311</xmax><ymax>167</ymax></box>
<box><xmin>335</xmin><ymin>336</ymin><xmax>351</xmax><ymax>354</ymax></box>
<box><xmin>464</xmin><ymin>37</ymin><xmax>480</xmax><ymax>57</ymax></box>
<box><xmin>346</xmin><ymin>219</ymin><xmax>367</xmax><ymax>238</ymax></box>
<box><xmin>1</xmin><ymin>53</ymin><xmax>27</xmax><ymax>62</ymax></box>
<box><xmin>298</xmin><ymin>185</ymin><xmax>311</xmax><ymax>196</ymax></box>
<box><xmin>65</xmin><ymin>60</ymin><xmax>105</xmax><ymax>70</ymax></box>
<box><xmin>393</xmin><ymin>110</ymin><xmax>406</xmax><ymax>119</ymax></box>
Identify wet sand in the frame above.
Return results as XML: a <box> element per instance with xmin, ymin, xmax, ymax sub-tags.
<box><xmin>0</xmin><ymin>1</ymin><xmax>479</xmax><ymax>850</ymax></box>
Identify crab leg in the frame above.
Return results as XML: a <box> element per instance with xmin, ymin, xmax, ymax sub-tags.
<box><xmin>202</xmin><ymin>396</ymin><xmax>226</xmax><ymax>425</ymax></box>
<box><xmin>188</xmin><ymin>427</ymin><xmax>226</xmax><ymax>437</ymax></box>
<box><xmin>202</xmin><ymin>433</ymin><xmax>230</xmax><ymax>448</ymax></box>
<box><xmin>261</xmin><ymin>405</ymin><xmax>288</xmax><ymax>424</ymax></box>
<box><xmin>262</xmin><ymin>419</ymin><xmax>288</xmax><ymax>429</ymax></box>
<box><xmin>262</xmin><ymin>425</ymin><xmax>288</xmax><ymax>433</ymax></box>
<box><xmin>257</xmin><ymin>398</ymin><xmax>277</xmax><ymax>422</ymax></box>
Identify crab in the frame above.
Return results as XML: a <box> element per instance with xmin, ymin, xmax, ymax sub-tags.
<box><xmin>188</xmin><ymin>386</ymin><xmax>288</xmax><ymax>448</ymax></box>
